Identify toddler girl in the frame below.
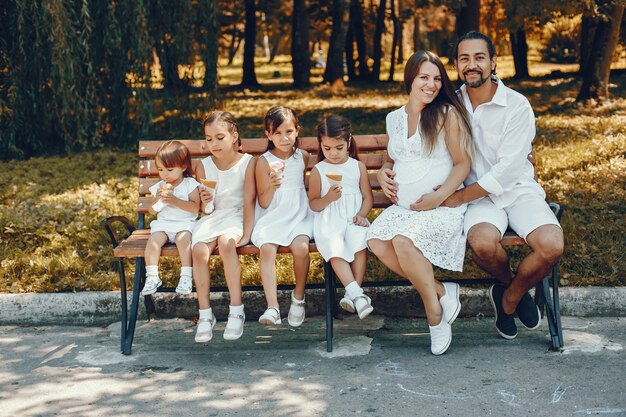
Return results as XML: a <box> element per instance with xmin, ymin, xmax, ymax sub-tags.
<box><xmin>308</xmin><ymin>115</ymin><xmax>374</xmax><ymax>318</ymax></box>
<box><xmin>252</xmin><ymin>106</ymin><xmax>313</xmax><ymax>327</ymax></box>
<box><xmin>191</xmin><ymin>111</ymin><xmax>256</xmax><ymax>343</ymax></box>
<box><xmin>143</xmin><ymin>140</ymin><xmax>200</xmax><ymax>295</ymax></box>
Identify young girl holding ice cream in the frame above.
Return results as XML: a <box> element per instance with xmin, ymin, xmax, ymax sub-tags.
<box><xmin>143</xmin><ymin>140</ymin><xmax>200</xmax><ymax>296</ymax></box>
<box><xmin>308</xmin><ymin>115</ymin><xmax>374</xmax><ymax>318</ymax></box>
<box><xmin>252</xmin><ymin>106</ymin><xmax>313</xmax><ymax>327</ymax></box>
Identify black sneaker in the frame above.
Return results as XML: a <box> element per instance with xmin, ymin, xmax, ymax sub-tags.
<box><xmin>516</xmin><ymin>291</ymin><xmax>541</xmax><ymax>329</ymax></box>
<box><xmin>488</xmin><ymin>284</ymin><xmax>517</xmax><ymax>340</ymax></box>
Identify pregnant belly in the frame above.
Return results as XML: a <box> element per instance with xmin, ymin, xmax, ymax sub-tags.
<box><xmin>395</xmin><ymin>163</ymin><xmax>451</xmax><ymax>209</ymax></box>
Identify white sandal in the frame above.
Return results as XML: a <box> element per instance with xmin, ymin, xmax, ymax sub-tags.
<box><xmin>223</xmin><ymin>312</ymin><xmax>245</xmax><ymax>340</ymax></box>
<box><xmin>195</xmin><ymin>315</ymin><xmax>216</xmax><ymax>343</ymax></box>
<box><xmin>258</xmin><ymin>307</ymin><xmax>282</xmax><ymax>325</ymax></box>
<box><xmin>353</xmin><ymin>295</ymin><xmax>373</xmax><ymax>319</ymax></box>
<box><xmin>287</xmin><ymin>292</ymin><xmax>306</xmax><ymax>327</ymax></box>
<box><xmin>339</xmin><ymin>297</ymin><xmax>356</xmax><ymax>313</ymax></box>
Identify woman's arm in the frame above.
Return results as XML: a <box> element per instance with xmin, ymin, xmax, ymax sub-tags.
<box><xmin>377</xmin><ymin>153</ymin><xmax>397</xmax><ymax>204</ymax></box>
<box><xmin>410</xmin><ymin>109</ymin><xmax>471</xmax><ymax>211</ymax></box>
<box><xmin>354</xmin><ymin>161</ymin><xmax>373</xmax><ymax>226</ymax></box>
<box><xmin>238</xmin><ymin>156</ymin><xmax>257</xmax><ymax>247</ymax></box>
<box><xmin>308</xmin><ymin>167</ymin><xmax>341</xmax><ymax>212</ymax></box>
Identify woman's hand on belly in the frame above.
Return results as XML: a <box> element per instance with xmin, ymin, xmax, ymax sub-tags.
<box><xmin>409</xmin><ymin>191</ymin><xmax>445</xmax><ymax>211</ymax></box>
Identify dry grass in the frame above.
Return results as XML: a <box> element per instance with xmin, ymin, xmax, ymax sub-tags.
<box><xmin>0</xmin><ymin>58</ymin><xmax>624</xmax><ymax>292</ymax></box>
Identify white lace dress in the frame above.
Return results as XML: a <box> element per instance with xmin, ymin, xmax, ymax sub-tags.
<box><xmin>366</xmin><ymin>106</ymin><xmax>467</xmax><ymax>271</ymax></box>
<box><xmin>251</xmin><ymin>149</ymin><xmax>313</xmax><ymax>247</ymax></box>
<box><xmin>191</xmin><ymin>153</ymin><xmax>253</xmax><ymax>246</ymax></box>
<box><xmin>314</xmin><ymin>158</ymin><xmax>369</xmax><ymax>262</ymax></box>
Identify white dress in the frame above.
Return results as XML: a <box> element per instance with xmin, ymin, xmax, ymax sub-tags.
<box><xmin>252</xmin><ymin>150</ymin><xmax>313</xmax><ymax>247</ymax></box>
<box><xmin>148</xmin><ymin>177</ymin><xmax>199</xmax><ymax>235</ymax></box>
<box><xmin>314</xmin><ymin>158</ymin><xmax>369</xmax><ymax>262</ymax></box>
<box><xmin>366</xmin><ymin>106</ymin><xmax>467</xmax><ymax>271</ymax></box>
<box><xmin>191</xmin><ymin>153</ymin><xmax>254</xmax><ymax>245</ymax></box>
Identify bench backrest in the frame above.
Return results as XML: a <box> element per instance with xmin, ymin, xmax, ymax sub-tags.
<box><xmin>136</xmin><ymin>135</ymin><xmax>391</xmax><ymax>228</ymax></box>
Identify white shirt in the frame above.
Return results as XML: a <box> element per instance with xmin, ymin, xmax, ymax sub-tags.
<box><xmin>459</xmin><ymin>77</ymin><xmax>545</xmax><ymax>208</ymax></box>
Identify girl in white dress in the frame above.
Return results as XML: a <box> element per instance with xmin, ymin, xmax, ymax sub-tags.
<box><xmin>253</xmin><ymin>106</ymin><xmax>313</xmax><ymax>327</ymax></box>
<box><xmin>309</xmin><ymin>115</ymin><xmax>374</xmax><ymax>319</ymax></box>
<box><xmin>143</xmin><ymin>140</ymin><xmax>200</xmax><ymax>296</ymax></box>
<box><xmin>191</xmin><ymin>111</ymin><xmax>256</xmax><ymax>343</ymax></box>
<box><xmin>367</xmin><ymin>51</ymin><xmax>473</xmax><ymax>355</ymax></box>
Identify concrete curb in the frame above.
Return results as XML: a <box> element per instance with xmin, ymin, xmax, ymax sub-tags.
<box><xmin>0</xmin><ymin>286</ymin><xmax>625</xmax><ymax>326</ymax></box>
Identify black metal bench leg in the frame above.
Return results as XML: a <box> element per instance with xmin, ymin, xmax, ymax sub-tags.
<box><xmin>324</xmin><ymin>261</ymin><xmax>334</xmax><ymax>352</ymax></box>
<box><xmin>551</xmin><ymin>263</ymin><xmax>564</xmax><ymax>348</ymax></box>
<box><xmin>117</xmin><ymin>258</ymin><xmax>128</xmax><ymax>354</ymax></box>
<box><xmin>540</xmin><ymin>275</ymin><xmax>560</xmax><ymax>351</ymax></box>
<box><xmin>122</xmin><ymin>257</ymin><xmax>144</xmax><ymax>355</ymax></box>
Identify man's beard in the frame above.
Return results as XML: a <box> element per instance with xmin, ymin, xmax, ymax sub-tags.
<box><xmin>463</xmin><ymin>70</ymin><xmax>490</xmax><ymax>88</ymax></box>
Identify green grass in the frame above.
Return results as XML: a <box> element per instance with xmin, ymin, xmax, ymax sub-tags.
<box><xmin>1</xmin><ymin>58</ymin><xmax>624</xmax><ymax>292</ymax></box>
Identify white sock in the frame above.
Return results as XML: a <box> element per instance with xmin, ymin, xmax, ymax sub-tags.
<box><xmin>199</xmin><ymin>308</ymin><xmax>213</xmax><ymax>320</ymax></box>
<box><xmin>229</xmin><ymin>304</ymin><xmax>244</xmax><ymax>315</ymax></box>
<box><xmin>146</xmin><ymin>265</ymin><xmax>159</xmax><ymax>278</ymax></box>
<box><xmin>345</xmin><ymin>281</ymin><xmax>363</xmax><ymax>300</ymax></box>
<box><xmin>180</xmin><ymin>266</ymin><xmax>192</xmax><ymax>278</ymax></box>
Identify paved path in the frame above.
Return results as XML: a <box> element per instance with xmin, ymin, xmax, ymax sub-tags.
<box><xmin>1</xmin><ymin>316</ymin><xmax>625</xmax><ymax>417</ymax></box>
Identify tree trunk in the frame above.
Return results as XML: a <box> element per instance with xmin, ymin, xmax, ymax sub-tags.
<box><xmin>388</xmin><ymin>0</ymin><xmax>400</xmax><ymax>82</ymax></box>
<box><xmin>413</xmin><ymin>8</ymin><xmax>421</xmax><ymax>52</ymax></box>
<box><xmin>577</xmin><ymin>4</ymin><xmax>624</xmax><ymax>103</ymax></box>
<box><xmin>350</xmin><ymin>0</ymin><xmax>371</xmax><ymax>81</ymax></box>
<box><xmin>292</xmin><ymin>0</ymin><xmax>311</xmax><ymax>88</ymax></box>
<box><xmin>241</xmin><ymin>0</ymin><xmax>259</xmax><ymax>88</ymax></box>
<box><xmin>453</xmin><ymin>0</ymin><xmax>480</xmax><ymax>58</ymax></box>
<box><xmin>269</xmin><ymin>33</ymin><xmax>284</xmax><ymax>64</ymax></box>
<box><xmin>324</xmin><ymin>0</ymin><xmax>350</xmax><ymax>89</ymax></box>
<box><xmin>397</xmin><ymin>0</ymin><xmax>403</xmax><ymax>64</ymax></box>
<box><xmin>345</xmin><ymin>26</ymin><xmax>357</xmax><ymax>80</ymax></box>
<box><xmin>199</xmin><ymin>0</ymin><xmax>218</xmax><ymax>98</ymax></box>
<box><xmin>371</xmin><ymin>0</ymin><xmax>387</xmax><ymax>81</ymax></box>
<box><xmin>510</xmin><ymin>28</ymin><xmax>529</xmax><ymax>79</ymax></box>
<box><xmin>579</xmin><ymin>14</ymin><xmax>597</xmax><ymax>75</ymax></box>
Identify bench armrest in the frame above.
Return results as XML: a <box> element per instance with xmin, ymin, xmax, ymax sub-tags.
<box><xmin>548</xmin><ymin>202</ymin><xmax>564</xmax><ymax>221</ymax></box>
<box><xmin>101</xmin><ymin>216</ymin><xmax>136</xmax><ymax>248</ymax></box>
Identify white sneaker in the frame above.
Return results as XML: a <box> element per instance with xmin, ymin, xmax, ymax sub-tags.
<box><xmin>141</xmin><ymin>276</ymin><xmax>162</xmax><ymax>295</ymax></box>
<box><xmin>195</xmin><ymin>315</ymin><xmax>216</xmax><ymax>343</ymax></box>
<box><xmin>440</xmin><ymin>282</ymin><xmax>461</xmax><ymax>324</ymax></box>
<box><xmin>353</xmin><ymin>295</ymin><xmax>373</xmax><ymax>319</ymax></box>
<box><xmin>429</xmin><ymin>317</ymin><xmax>452</xmax><ymax>355</ymax></box>
<box><xmin>223</xmin><ymin>312</ymin><xmax>245</xmax><ymax>340</ymax></box>
<box><xmin>339</xmin><ymin>297</ymin><xmax>355</xmax><ymax>313</ymax></box>
<box><xmin>258</xmin><ymin>307</ymin><xmax>281</xmax><ymax>325</ymax></box>
<box><xmin>287</xmin><ymin>292</ymin><xmax>306</xmax><ymax>327</ymax></box>
<box><xmin>175</xmin><ymin>275</ymin><xmax>193</xmax><ymax>295</ymax></box>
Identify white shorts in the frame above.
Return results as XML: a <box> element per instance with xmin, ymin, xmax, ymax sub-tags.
<box><xmin>151</xmin><ymin>229</ymin><xmax>190</xmax><ymax>244</ymax></box>
<box><xmin>464</xmin><ymin>194</ymin><xmax>561</xmax><ymax>241</ymax></box>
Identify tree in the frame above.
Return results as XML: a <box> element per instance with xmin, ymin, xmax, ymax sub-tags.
<box><xmin>242</xmin><ymin>0</ymin><xmax>260</xmax><ymax>88</ymax></box>
<box><xmin>292</xmin><ymin>0</ymin><xmax>311</xmax><ymax>88</ymax></box>
<box><xmin>388</xmin><ymin>0</ymin><xmax>401</xmax><ymax>81</ymax></box>
<box><xmin>577</xmin><ymin>1</ymin><xmax>625</xmax><ymax>103</ymax></box>
<box><xmin>455</xmin><ymin>0</ymin><xmax>480</xmax><ymax>38</ymax></box>
<box><xmin>324</xmin><ymin>0</ymin><xmax>350</xmax><ymax>88</ymax></box>
<box><xmin>348</xmin><ymin>0</ymin><xmax>371</xmax><ymax>81</ymax></box>
<box><xmin>197</xmin><ymin>0</ymin><xmax>219</xmax><ymax>99</ymax></box>
<box><xmin>371</xmin><ymin>0</ymin><xmax>387</xmax><ymax>81</ymax></box>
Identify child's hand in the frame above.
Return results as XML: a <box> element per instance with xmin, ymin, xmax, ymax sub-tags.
<box><xmin>326</xmin><ymin>184</ymin><xmax>342</xmax><ymax>202</ymax></box>
<box><xmin>199</xmin><ymin>188</ymin><xmax>214</xmax><ymax>203</ymax></box>
<box><xmin>236</xmin><ymin>235</ymin><xmax>251</xmax><ymax>247</ymax></box>
<box><xmin>353</xmin><ymin>215</ymin><xmax>369</xmax><ymax>227</ymax></box>
<box><xmin>269</xmin><ymin>171</ymin><xmax>283</xmax><ymax>189</ymax></box>
<box><xmin>410</xmin><ymin>191</ymin><xmax>444</xmax><ymax>211</ymax></box>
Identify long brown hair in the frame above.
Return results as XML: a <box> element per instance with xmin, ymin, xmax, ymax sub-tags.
<box><xmin>202</xmin><ymin>110</ymin><xmax>242</xmax><ymax>150</ymax></box>
<box><xmin>404</xmin><ymin>50</ymin><xmax>472</xmax><ymax>157</ymax></box>
<box><xmin>316</xmin><ymin>114</ymin><xmax>359</xmax><ymax>162</ymax></box>
<box><xmin>155</xmin><ymin>140</ymin><xmax>193</xmax><ymax>177</ymax></box>
<box><xmin>263</xmin><ymin>106</ymin><xmax>301</xmax><ymax>152</ymax></box>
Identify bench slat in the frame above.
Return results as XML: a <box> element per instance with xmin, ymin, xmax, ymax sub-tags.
<box><xmin>137</xmin><ymin>135</ymin><xmax>389</xmax><ymax>158</ymax></box>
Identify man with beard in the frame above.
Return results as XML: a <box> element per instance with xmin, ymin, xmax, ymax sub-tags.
<box><xmin>441</xmin><ymin>31</ymin><xmax>564</xmax><ymax>340</ymax></box>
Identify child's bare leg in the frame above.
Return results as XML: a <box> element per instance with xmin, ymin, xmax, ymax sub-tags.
<box><xmin>391</xmin><ymin>236</ymin><xmax>441</xmax><ymax>326</ymax></box>
<box><xmin>174</xmin><ymin>231</ymin><xmax>192</xmax><ymax>267</ymax></box>
<box><xmin>259</xmin><ymin>243</ymin><xmax>280</xmax><ymax>309</ymax></box>
<box><xmin>330</xmin><ymin>257</ymin><xmax>356</xmax><ymax>287</ymax></box>
<box><xmin>145</xmin><ymin>232</ymin><xmax>168</xmax><ymax>266</ymax></box>
<box><xmin>192</xmin><ymin>241</ymin><xmax>216</xmax><ymax>309</ymax></box>
<box><xmin>289</xmin><ymin>235</ymin><xmax>310</xmax><ymax>300</ymax></box>
<box><xmin>218</xmin><ymin>234</ymin><xmax>243</xmax><ymax>306</ymax></box>
<box><xmin>351</xmin><ymin>249</ymin><xmax>367</xmax><ymax>286</ymax></box>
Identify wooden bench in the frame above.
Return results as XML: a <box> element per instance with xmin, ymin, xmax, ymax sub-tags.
<box><xmin>102</xmin><ymin>135</ymin><xmax>564</xmax><ymax>355</ymax></box>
